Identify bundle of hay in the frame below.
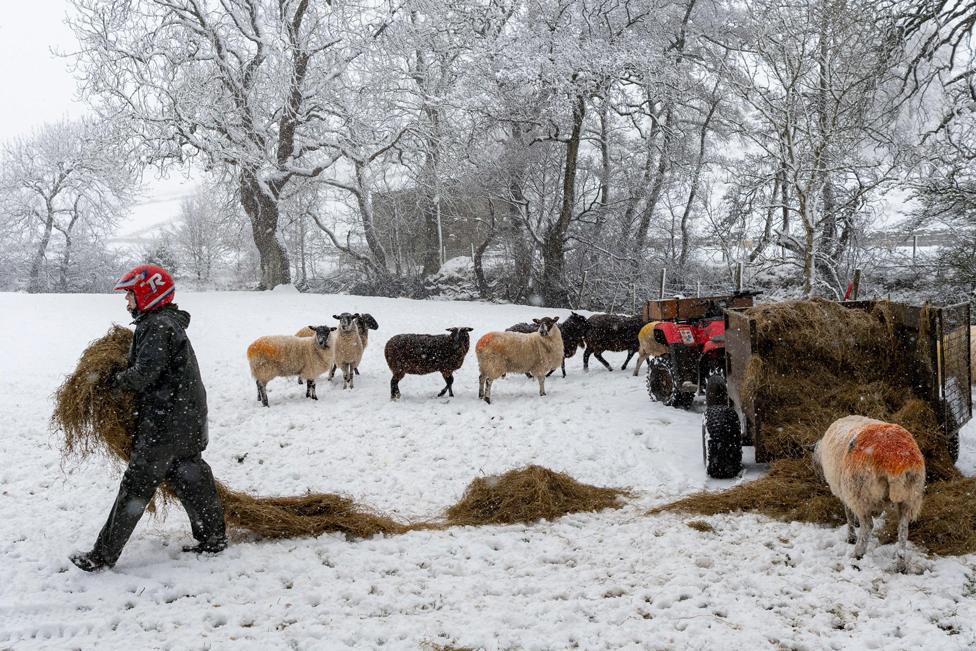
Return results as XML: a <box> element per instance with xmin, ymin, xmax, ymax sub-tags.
<box><xmin>654</xmin><ymin>299</ymin><xmax>976</xmax><ymax>556</ymax></box>
<box><xmin>52</xmin><ymin>327</ymin><xmax>629</xmax><ymax>541</ymax></box>
<box><xmin>445</xmin><ymin>465</ymin><xmax>629</xmax><ymax>527</ymax></box>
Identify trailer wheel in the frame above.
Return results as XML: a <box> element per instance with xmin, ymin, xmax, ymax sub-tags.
<box><xmin>702</xmin><ymin>375</ymin><xmax>742</xmax><ymax>478</ymax></box>
<box><xmin>647</xmin><ymin>355</ymin><xmax>694</xmax><ymax>408</ymax></box>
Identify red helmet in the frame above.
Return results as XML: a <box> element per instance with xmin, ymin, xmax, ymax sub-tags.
<box><xmin>114</xmin><ymin>264</ymin><xmax>175</xmax><ymax>311</ymax></box>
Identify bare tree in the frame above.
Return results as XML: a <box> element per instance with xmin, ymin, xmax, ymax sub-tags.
<box><xmin>0</xmin><ymin>118</ymin><xmax>133</xmax><ymax>293</ymax></box>
<box><xmin>67</xmin><ymin>0</ymin><xmax>401</xmax><ymax>289</ymax></box>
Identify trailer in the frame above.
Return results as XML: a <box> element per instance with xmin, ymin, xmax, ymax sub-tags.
<box><xmin>701</xmin><ymin>300</ymin><xmax>972</xmax><ymax>478</ymax></box>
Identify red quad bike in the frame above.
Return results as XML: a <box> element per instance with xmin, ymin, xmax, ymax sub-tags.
<box><xmin>642</xmin><ymin>292</ymin><xmax>758</xmax><ymax>410</ymax></box>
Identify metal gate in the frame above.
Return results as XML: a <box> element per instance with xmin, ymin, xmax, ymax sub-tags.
<box><xmin>938</xmin><ymin>303</ymin><xmax>971</xmax><ymax>455</ymax></box>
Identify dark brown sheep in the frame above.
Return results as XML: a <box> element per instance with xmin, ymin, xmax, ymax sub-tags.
<box><xmin>506</xmin><ymin>312</ymin><xmax>589</xmax><ymax>377</ymax></box>
<box><xmin>582</xmin><ymin>313</ymin><xmax>643</xmax><ymax>372</ymax></box>
<box><xmin>385</xmin><ymin>327</ymin><xmax>474</xmax><ymax>400</ymax></box>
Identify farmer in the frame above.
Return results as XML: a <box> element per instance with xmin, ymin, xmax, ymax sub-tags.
<box><xmin>70</xmin><ymin>264</ymin><xmax>226</xmax><ymax>572</ymax></box>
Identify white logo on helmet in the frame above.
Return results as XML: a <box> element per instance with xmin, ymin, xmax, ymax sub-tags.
<box><xmin>146</xmin><ymin>272</ymin><xmax>166</xmax><ymax>292</ymax></box>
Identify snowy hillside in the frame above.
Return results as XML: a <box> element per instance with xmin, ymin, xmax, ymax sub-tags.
<box><xmin>2</xmin><ymin>291</ymin><xmax>975</xmax><ymax>650</ymax></box>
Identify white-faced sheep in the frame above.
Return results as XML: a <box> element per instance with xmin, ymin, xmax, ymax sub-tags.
<box><xmin>328</xmin><ymin>312</ymin><xmax>364</xmax><ymax>389</ymax></box>
<box><xmin>812</xmin><ymin>415</ymin><xmax>925</xmax><ymax>572</ymax></box>
<box><xmin>632</xmin><ymin>321</ymin><xmax>668</xmax><ymax>376</ymax></box>
<box><xmin>385</xmin><ymin>327</ymin><xmax>473</xmax><ymax>400</ymax></box>
<box><xmin>477</xmin><ymin>317</ymin><xmax>564</xmax><ymax>404</ymax></box>
<box><xmin>247</xmin><ymin>326</ymin><xmax>336</xmax><ymax>407</ymax></box>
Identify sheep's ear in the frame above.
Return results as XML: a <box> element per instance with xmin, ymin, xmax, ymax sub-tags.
<box><xmin>552</xmin><ymin>316</ymin><xmax>560</xmax><ymax>323</ymax></box>
<box><xmin>329</xmin><ymin>326</ymin><xmax>337</xmax><ymax>332</ymax></box>
<box><xmin>446</xmin><ymin>328</ymin><xmax>456</xmax><ymax>333</ymax></box>
<box><xmin>308</xmin><ymin>325</ymin><xmax>316</xmax><ymax>331</ymax></box>
<box><xmin>332</xmin><ymin>314</ymin><xmax>340</xmax><ymax>320</ymax></box>
<box><xmin>462</xmin><ymin>327</ymin><xmax>473</xmax><ymax>332</ymax></box>
<box><xmin>532</xmin><ymin>318</ymin><xmax>540</xmax><ymax>324</ymax></box>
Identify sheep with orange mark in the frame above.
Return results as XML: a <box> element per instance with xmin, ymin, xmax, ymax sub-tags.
<box><xmin>247</xmin><ymin>326</ymin><xmax>337</xmax><ymax>407</ymax></box>
<box><xmin>477</xmin><ymin>317</ymin><xmax>564</xmax><ymax>404</ymax></box>
<box><xmin>632</xmin><ymin>321</ymin><xmax>668</xmax><ymax>377</ymax></box>
<box><xmin>813</xmin><ymin>415</ymin><xmax>925</xmax><ymax>572</ymax></box>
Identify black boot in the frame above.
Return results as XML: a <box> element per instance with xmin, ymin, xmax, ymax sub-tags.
<box><xmin>69</xmin><ymin>551</ymin><xmax>113</xmax><ymax>572</ymax></box>
<box><xmin>182</xmin><ymin>538</ymin><xmax>227</xmax><ymax>554</ymax></box>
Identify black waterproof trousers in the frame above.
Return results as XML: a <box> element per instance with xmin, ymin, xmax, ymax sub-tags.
<box><xmin>92</xmin><ymin>444</ymin><xmax>226</xmax><ymax>565</ymax></box>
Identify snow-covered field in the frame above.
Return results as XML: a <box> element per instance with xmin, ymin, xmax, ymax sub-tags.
<box><xmin>2</xmin><ymin>290</ymin><xmax>975</xmax><ymax>650</ymax></box>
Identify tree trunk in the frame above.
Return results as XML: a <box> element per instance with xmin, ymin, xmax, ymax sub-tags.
<box><xmin>28</xmin><ymin>204</ymin><xmax>56</xmax><ymax>293</ymax></box>
<box><xmin>352</xmin><ymin>161</ymin><xmax>390</xmax><ymax>275</ymax></box>
<box><xmin>633</xmin><ymin>106</ymin><xmax>672</xmax><ymax>256</ymax></box>
<box><xmin>420</xmin><ymin>106</ymin><xmax>443</xmax><ymax>276</ymax></box>
<box><xmin>240</xmin><ymin>170</ymin><xmax>291</xmax><ymax>290</ymax></box>
<box><xmin>542</xmin><ymin>90</ymin><xmax>586</xmax><ymax>308</ymax></box>
<box><xmin>678</xmin><ymin>96</ymin><xmax>719</xmax><ymax>267</ymax></box>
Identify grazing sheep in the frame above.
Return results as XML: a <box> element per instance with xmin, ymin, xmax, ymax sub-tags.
<box><xmin>506</xmin><ymin>312</ymin><xmax>588</xmax><ymax>377</ymax></box>
<box><xmin>583</xmin><ymin>313</ymin><xmax>643</xmax><ymax>372</ymax></box>
<box><xmin>477</xmin><ymin>317</ymin><xmax>564</xmax><ymax>404</ymax></box>
<box><xmin>633</xmin><ymin>321</ymin><xmax>668</xmax><ymax>376</ymax></box>
<box><xmin>297</xmin><ymin>312</ymin><xmax>378</xmax><ymax>377</ymax></box>
<box><xmin>812</xmin><ymin>415</ymin><xmax>925</xmax><ymax>572</ymax></box>
<box><xmin>246</xmin><ymin>326</ymin><xmax>336</xmax><ymax>407</ymax></box>
<box><xmin>385</xmin><ymin>327</ymin><xmax>473</xmax><ymax>400</ymax></box>
<box><xmin>328</xmin><ymin>313</ymin><xmax>364</xmax><ymax>389</ymax></box>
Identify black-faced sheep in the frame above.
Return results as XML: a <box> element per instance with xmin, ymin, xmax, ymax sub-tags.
<box><xmin>506</xmin><ymin>312</ymin><xmax>588</xmax><ymax>377</ymax></box>
<box><xmin>582</xmin><ymin>313</ymin><xmax>643</xmax><ymax>372</ymax></box>
<box><xmin>812</xmin><ymin>415</ymin><xmax>925</xmax><ymax>573</ymax></box>
<box><xmin>384</xmin><ymin>327</ymin><xmax>473</xmax><ymax>400</ymax></box>
<box><xmin>296</xmin><ymin>312</ymin><xmax>377</xmax><ymax>377</ymax></box>
<box><xmin>328</xmin><ymin>312</ymin><xmax>364</xmax><ymax>389</ymax></box>
<box><xmin>477</xmin><ymin>317</ymin><xmax>564</xmax><ymax>404</ymax></box>
<box><xmin>247</xmin><ymin>326</ymin><xmax>336</xmax><ymax>407</ymax></box>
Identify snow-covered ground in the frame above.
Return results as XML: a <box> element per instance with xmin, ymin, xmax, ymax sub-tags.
<box><xmin>2</xmin><ymin>290</ymin><xmax>975</xmax><ymax>650</ymax></box>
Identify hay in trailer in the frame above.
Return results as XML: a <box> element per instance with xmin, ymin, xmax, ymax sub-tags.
<box><xmin>742</xmin><ymin>299</ymin><xmax>958</xmax><ymax>481</ymax></box>
<box><xmin>444</xmin><ymin>465</ymin><xmax>630</xmax><ymax>527</ymax></box>
<box><xmin>52</xmin><ymin>327</ymin><xmax>629</xmax><ymax>540</ymax></box>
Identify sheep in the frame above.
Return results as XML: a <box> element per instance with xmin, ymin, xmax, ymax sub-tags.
<box><xmin>296</xmin><ymin>312</ymin><xmax>378</xmax><ymax>377</ymax></box>
<box><xmin>632</xmin><ymin>321</ymin><xmax>668</xmax><ymax>376</ymax></box>
<box><xmin>582</xmin><ymin>313</ymin><xmax>644</xmax><ymax>372</ymax></box>
<box><xmin>246</xmin><ymin>326</ymin><xmax>336</xmax><ymax>407</ymax></box>
<box><xmin>506</xmin><ymin>312</ymin><xmax>588</xmax><ymax>377</ymax></box>
<box><xmin>384</xmin><ymin>327</ymin><xmax>473</xmax><ymax>400</ymax></box>
<box><xmin>812</xmin><ymin>415</ymin><xmax>925</xmax><ymax>572</ymax></box>
<box><xmin>328</xmin><ymin>312</ymin><xmax>364</xmax><ymax>389</ymax></box>
<box><xmin>477</xmin><ymin>317</ymin><xmax>564</xmax><ymax>404</ymax></box>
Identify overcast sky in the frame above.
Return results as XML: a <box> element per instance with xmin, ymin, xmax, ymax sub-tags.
<box><xmin>0</xmin><ymin>1</ymin><xmax>198</xmax><ymax>243</ymax></box>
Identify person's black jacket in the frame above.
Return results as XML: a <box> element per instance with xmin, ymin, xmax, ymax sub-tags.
<box><xmin>114</xmin><ymin>304</ymin><xmax>208</xmax><ymax>454</ymax></box>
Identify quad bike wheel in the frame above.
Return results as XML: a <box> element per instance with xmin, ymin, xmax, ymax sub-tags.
<box><xmin>702</xmin><ymin>374</ymin><xmax>742</xmax><ymax>478</ymax></box>
<box><xmin>647</xmin><ymin>354</ymin><xmax>695</xmax><ymax>409</ymax></box>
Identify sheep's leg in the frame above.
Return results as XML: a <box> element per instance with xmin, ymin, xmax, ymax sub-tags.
<box><xmin>354</xmin><ymin>367</ymin><xmax>360</xmax><ymax>376</ymax></box>
<box><xmin>545</xmin><ymin>368</ymin><xmax>555</xmax><ymax>377</ymax></box>
<box><xmin>257</xmin><ymin>381</ymin><xmax>269</xmax><ymax>408</ymax></box>
<box><xmin>437</xmin><ymin>371</ymin><xmax>454</xmax><ymax>397</ymax></box>
<box><xmin>896</xmin><ymin>502</ymin><xmax>911</xmax><ymax>573</ymax></box>
<box><xmin>633</xmin><ymin>353</ymin><xmax>646</xmax><ymax>377</ymax></box>
<box><xmin>329</xmin><ymin>363</ymin><xmax>337</xmax><ymax>381</ymax></box>
<box><xmin>256</xmin><ymin>380</ymin><xmax>263</xmax><ymax>403</ymax></box>
<box><xmin>583</xmin><ymin>349</ymin><xmax>591</xmax><ymax>371</ymax></box>
<box><xmin>853</xmin><ymin>512</ymin><xmax>872</xmax><ymax>559</ymax></box>
<box><xmin>390</xmin><ymin>373</ymin><xmax>403</xmax><ymax>400</ymax></box>
<box><xmin>561</xmin><ymin>359</ymin><xmax>566</xmax><ymax>377</ymax></box>
<box><xmin>478</xmin><ymin>374</ymin><xmax>485</xmax><ymax>399</ymax></box>
<box><xmin>621</xmin><ymin>349</ymin><xmax>636</xmax><ymax>370</ymax></box>
<box><xmin>348</xmin><ymin>364</ymin><xmax>355</xmax><ymax>389</ymax></box>
<box><xmin>484</xmin><ymin>378</ymin><xmax>492</xmax><ymax>404</ymax></box>
<box><xmin>844</xmin><ymin>506</ymin><xmax>857</xmax><ymax>544</ymax></box>
<box><xmin>536</xmin><ymin>373</ymin><xmax>546</xmax><ymax>396</ymax></box>
<box><xmin>593</xmin><ymin>351</ymin><xmax>613</xmax><ymax>371</ymax></box>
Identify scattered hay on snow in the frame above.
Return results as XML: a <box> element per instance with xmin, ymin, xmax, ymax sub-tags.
<box><xmin>444</xmin><ymin>465</ymin><xmax>630</xmax><ymax>527</ymax></box>
<box><xmin>51</xmin><ymin>327</ymin><xmax>627</xmax><ymax>540</ymax></box>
